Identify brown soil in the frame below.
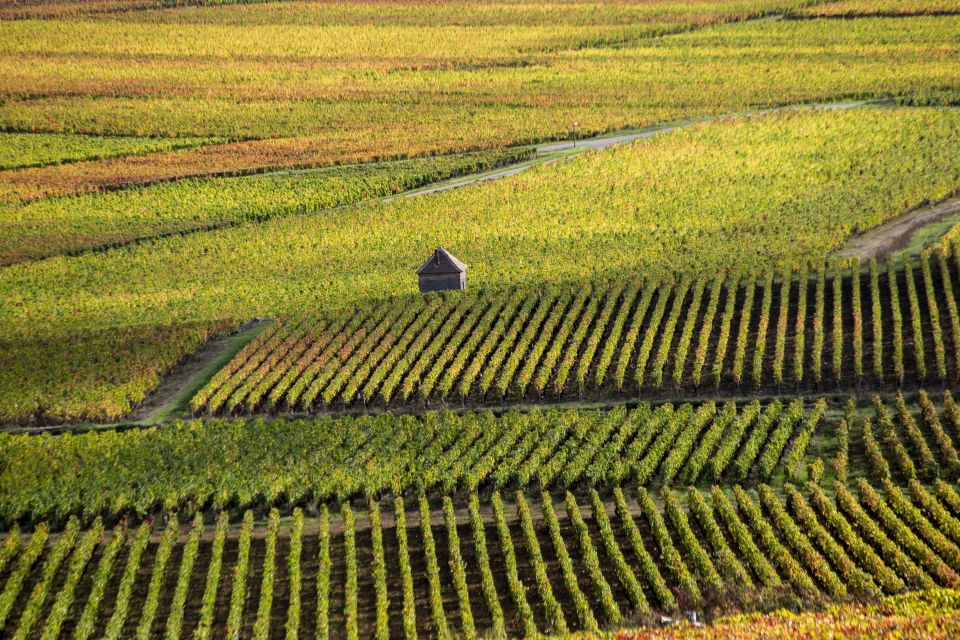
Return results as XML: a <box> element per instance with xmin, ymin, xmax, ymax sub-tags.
<box><xmin>836</xmin><ymin>196</ymin><xmax>960</xmax><ymax>259</ymax></box>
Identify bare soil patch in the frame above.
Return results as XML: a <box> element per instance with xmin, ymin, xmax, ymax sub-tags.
<box><xmin>836</xmin><ymin>195</ymin><xmax>960</xmax><ymax>259</ymax></box>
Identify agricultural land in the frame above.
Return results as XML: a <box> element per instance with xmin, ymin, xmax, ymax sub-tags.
<box><xmin>2</xmin><ymin>0</ymin><xmax>960</xmax><ymax>639</ymax></box>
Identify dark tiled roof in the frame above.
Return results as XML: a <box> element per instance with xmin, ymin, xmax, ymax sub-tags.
<box><xmin>417</xmin><ymin>246</ymin><xmax>468</xmax><ymax>275</ymax></box>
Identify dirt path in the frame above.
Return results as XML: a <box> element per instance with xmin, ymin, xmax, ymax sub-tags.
<box><xmin>128</xmin><ymin>320</ymin><xmax>269</xmax><ymax>424</ymax></box>
<box><xmin>835</xmin><ymin>195</ymin><xmax>960</xmax><ymax>259</ymax></box>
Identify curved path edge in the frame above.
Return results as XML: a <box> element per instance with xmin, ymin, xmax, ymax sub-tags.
<box><xmin>835</xmin><ymin>194</ymin><xmax>960</xmax><ymax>260</ymax></box>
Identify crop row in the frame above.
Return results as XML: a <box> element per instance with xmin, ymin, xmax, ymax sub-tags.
<box><xmin>8</xmin><ymin>393</ymin><xmax>960</xmax><ymax>525</ymax></box>
<box><xmin>855</xmin><ymin>390</ymin><xmax>960</xmax><ymax>485</ymax></box>
<box><xmin>0</xmin><ymin>147</ymin><xmax>534</xmax><ymax>265</ymax></box>
<box><xmin>4</xmin><ymin>480</ymin><xmax>960</xmax><ymax>637</ymax></box>
<box><xmin>5</xmin><ymin>106</ymin><xmax>960</xmax><ymax>426</ymax></box>
<box><xmin>2</xmin><ymin>397</ymin><xmax>833</xmax><ymax>521</ymax></box>
<box><xmin>196</xmin><ymin>253</ymin><xmax>959</xmax><ymax>416</ymax></box>
<box><xmin>0</xmin><ymin>9</ymin><xmax>954</xmax><ymax>186</ymax></box>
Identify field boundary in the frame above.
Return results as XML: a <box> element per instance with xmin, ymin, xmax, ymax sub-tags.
<box><xmin>0</xmin><ymin>99</ymin><xmax>876</xmax><ymax>272</ymax></box>
<box><xmin>128</xmin><ymin>319</ymin><xmax>271</xmax><ymax>425</ymax></box>
<box><xmin>836</xmin><ymin>194</ymin><xmax>960</xmax><ymax>260</ymax></box>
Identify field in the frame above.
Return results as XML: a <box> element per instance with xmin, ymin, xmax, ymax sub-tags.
<box><xmin>0</xmin><ymin>10</ymin><xmax>957</xmax><ymax>201</ymax></box>
<box><xmin>0</xmin><ymin>147</ymin><xmax>530</xmax><ymax>264</ymax></box>
<box><xmin>0</xmin><ymin>132</ymin><xmax>219</xmax><ymax>171</ymax></box>
<box><xmin>4</xmin><ymin>0</ymin><xmax>960</xmax><ymax>637</ymax></box>
<box><xmin>5</xmin><ymin>485</ymin><xmax>960</xmax><ymax>639</ymax></box>
<box><xmin>3</xmin><ymin>106</ymin><xmax>960</xmax><ymax>424</ymax></box>
<box><xmin>4</xmin><ymin>391</ymin><xmax>960</xmax><ymax>519</ymax></box>
<box><xmin>4</xmin><ymin>394</ymin><xmax>960</xmax><ymax>636</ymax></box>
<box><xmin>191</xmin><ymin>252</ymin><xmax>960</xmax><ymax>414</ymax></box>
<box><xmin>787</xmin><ymin>0</ymin><xmax>960</xmax><ymax>17</ymax></box>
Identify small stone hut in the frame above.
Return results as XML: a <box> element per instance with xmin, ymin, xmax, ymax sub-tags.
<box><xmin>417</xmin><ymin>246</ymin><xmax>467</xmax><ymax>293</ymax></box>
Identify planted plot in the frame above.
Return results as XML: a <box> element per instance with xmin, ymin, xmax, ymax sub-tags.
<box><xmin>1</xmin><ymin>483</ymin><xmax>955</xmax><ymax>638</ymax></box>
<box><xmin>0</xmin><ymin>132</ymin><xmax>217</xmax><ymax>173</ymax></box>
<box><xmin>3</xmin><ymin>398</ymin><xmax>833</xmax><ymax>521</ymax></box>
<box><xmin>195</xmin><ymin>256</ymin><xmax>957</xmax><ymax>416</ymax></box>
<box><xmin>0</xmin><ymin>9</ymin><xmax>956</xmax><ymax>188</ymax></box>
<box><xmin>13</xmin><ymin>393</ymin><xmax>960</xmax><ymax>523</ymax></box>
<box><xmin>0</xmin><ymin>147</ymin><xmax>531</xmax><ymax>266</ymax></box>
<box><xmin>5</xmin><ymin>107</ymin><xmax>960</xmax><ymax>426</ymax></box>
<box><xmin>786</xmin><ymin>0</ymin><xmax>960</xmax><ymax>18</ymax></box>
<box><xmin>857</xmin><ymin>391</ymin><xmax>960</xmax><ymax>484</ymax></box>
<box><xmin>23</xmin><ymin>388</ymin><xmax>960</xmax><ymax>515</ymax></box>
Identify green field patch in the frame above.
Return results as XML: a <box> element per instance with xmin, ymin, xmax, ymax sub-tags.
<box><xmin>0</xmin><ymin>146</ymin><xmax>531</xmax><ymax>265</ymax></box>
<box><xmin>188</xmin><ymin>256</ymin><xmax>957</xmax><ymax>416</ymax></box>
<box><xmin>1</xmin><ymin>107</ymin><xmax>958</xmax><ymax>424</ymax></box>
<box><xmin>0</xmin><ymin>131</ymin><xmax>218</xmax><ymax>171</ymax></box>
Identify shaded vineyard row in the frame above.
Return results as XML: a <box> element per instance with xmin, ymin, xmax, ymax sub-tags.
<box><xmin>192</xmin><ymin>249</ymin><xmax>960</xmax><ymax>416</ymax></box>
<box><xmin>2</xmin><ymin>398</ymin><xmax>834</xmax><ymax>523</ymax></box>
<box><xmin>4</xmin><ymin>480</ymin><xmax>960</xmax><ymax>639</ymax></box>
<box><xmin>10</xmin><ymin>390</ymin><xmax>960</xmax><ymax>525</ymax></box>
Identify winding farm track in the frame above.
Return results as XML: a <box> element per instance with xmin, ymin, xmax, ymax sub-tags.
<box><xmin>836</xmin><ymin>195</ymin><xmax>960</xmax><ymax>259</ymax></box>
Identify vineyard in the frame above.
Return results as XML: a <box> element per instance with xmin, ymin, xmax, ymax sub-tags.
<box><xmin>0</xmin><ymin>0</ymin><xmax>275</xmax><ymax>20</ymax></box>
<box><xmin>3</xmin><ymin>106</ymin><xmax>959</xmax><ymax>425</ymax></box>
<box><xmin>4</xmin><ymin>479</ymin><xmax>960</xmax><ymax>638</ymax></box>
<box><xmin>6</xmin><ymin>392</ymin><xmax>960</xmax><ymax>521</ymax></box>
<box><xmin>787</xmin><ymin>0</ymin><xmax>960</xmax><ymax>18</ymax></box>
<box><xmin>5</xmin><ymin>391</ymin><xmax>960</xmax><ymax>636</ymax></box>
<box><xmin>0</xmin><ymin>399</ymin><xmax>816</xmax><ymax>521</ymax></box>
<box><xmin>0</xmin><ymin>132</ymin><xmax>218</xmax><ymax>172</ymax></box>
<box><xmin>0</xmin><ymin>8</ymin><xmax>956</xmax><ymax>197</ymax></box>
<box><xmin>193</xmin><ymin>250</ymin><xmax>960</xmax><ymax>414</ymax></box>
<box><xmin>4</xmin><ymin>0</ymin><xmax>960</xmax><ymax>637</ymax></box>
<box><xmin>0</xmin><ymin>147</ymin><xmax>530</xmax><ymax>265</ymax></box>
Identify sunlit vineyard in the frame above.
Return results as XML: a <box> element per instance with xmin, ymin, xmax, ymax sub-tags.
<box><xmin>0</xmin><ymin>400</ymin><xmax>820</xmax><ymax>521</ymax></box>
<box><xmin>0</xmin><ymin>147</ymin><xmax>530</xmax><ymax>264</ymax></box>
<box><xmin>4</xmin><ymin>480</ymin><xmax>960</xmax><ymax>638</ymax></box>
<box><xmin>787</xmin><ymin>0</ymin><xmax>960</xmax><ymax>17</ymax></box>
<box><xmin>0</xmin><ymin>0</ymin><xmax>261</xmax><ymax>19</ymax></box>
<box><xmin>193</xmin><ymin>251</ymin><xmax>960</xmax><ymax>414</ymax></box>
<box><xmin>2</xmin><ymin>107</ymin><xmax>959</xmax><ymax>424</ymax></box>
<box><xmin>0</xmin><ymin>9</ymin><xmax>956</xmax><ymax>197</ymax></box>
<box><xmin>0</xmin><ymin>131</ymin><xmax>217</xmax><ymax>172</ymax></box>
<box><xmin>8</xmin><ymin>392</ymin><xmax>960</xmax><ymax>522</ymax></box>
<box><xmin>4</xmin><ymin>1</ymin><xmax>960</xmax><ymax>636</ymax></box>
<box><xmin>5</xmin><ymin>390</ymin><xmax>960</xmax><ymax>636</ymax></box>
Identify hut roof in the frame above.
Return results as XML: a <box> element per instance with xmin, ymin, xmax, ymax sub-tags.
<box><xmin>417</xmin><ymin>247</ymin><xmax>467</xmax><ymax>275</ymax></box>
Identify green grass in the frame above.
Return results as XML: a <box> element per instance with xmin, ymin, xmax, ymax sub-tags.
<box><xmin>897</xmin><ymin>210</ymin><xmax>960</xmax><ymax>259</ymax></box>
